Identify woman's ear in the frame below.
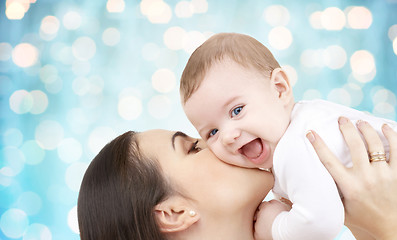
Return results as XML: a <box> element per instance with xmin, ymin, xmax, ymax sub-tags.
<box><xmin>154</xmin><ymin>196</ymin><xmax>199</xmax><ymax>233</ymax></box>
<box><xmin>269</xmin><ymin>68</ymin><xmax>293</xmax><ymax>101</ymax></box>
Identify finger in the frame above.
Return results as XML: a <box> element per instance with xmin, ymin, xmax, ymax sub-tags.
<box><xmin>338</xmin><ymin>117</ymin><xmax>369</xmax><ymax>168</ymax></box>
<box><xmin>356</xmin><ymin>120</ymin><xmax>386</xmax><ymax>165</ymax></box>
<box><xmin>306</xmin><ymin>130</ymin><xmax>348</xmax><ymax>183</ymax></box>
<box><xmin>382</xmin><ymin>124</ymin><xmax>397</xmax><ymax>168</ymax></box>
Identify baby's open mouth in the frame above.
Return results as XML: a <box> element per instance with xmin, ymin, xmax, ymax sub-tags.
<box><xmin>239</xmin><ymin>138</ymin><xmax>270</xmax><ymax>166</ymax></box>
<box><xmin>240</xmin><ymin>138</ymin><xmax>263</xmax><ymax>159</ymax></box>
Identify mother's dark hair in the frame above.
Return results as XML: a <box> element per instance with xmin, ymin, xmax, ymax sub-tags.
<box><xmin>78</xmin><ymin>131</ymin><xmax>171</xmax><ymax>240</ymax></box>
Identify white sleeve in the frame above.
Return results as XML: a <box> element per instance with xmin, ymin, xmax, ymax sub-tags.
<box><xmin>271</xmin><ymin>136</ymin><xmax>344</xmax><ymax>240</ymax></box>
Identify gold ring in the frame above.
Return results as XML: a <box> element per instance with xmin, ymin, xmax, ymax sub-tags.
<box><xmin>369</xmin><ymin>151</ymin><xmax>387</xmax><ymax>162</ymax></box>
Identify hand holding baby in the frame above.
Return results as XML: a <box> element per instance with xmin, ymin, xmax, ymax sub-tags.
<box><xmin>254</xmin><ymin>199</ymin><xmax>291</xmax><ymax>240</ymax></box>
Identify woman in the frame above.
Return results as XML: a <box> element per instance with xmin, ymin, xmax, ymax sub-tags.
<box><xmin>77</xmin><ymin>119</ymin><xmax>397</xmax><ymax>239</ymax></box>
<box><xmin>78</xmin><ymin>129</ymin><xmax>277</xmax><ymax>239</ymax></box>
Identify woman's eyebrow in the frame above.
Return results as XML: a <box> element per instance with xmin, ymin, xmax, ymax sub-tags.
<box><xmin>172</xmin><ymin>131</ymin><xmax>188</xmax><ymax>150</ymax></box>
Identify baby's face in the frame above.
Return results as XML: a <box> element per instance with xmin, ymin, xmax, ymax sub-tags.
<box><xmin>183</xmin><ymin>59</ymin><xmax>292</xmax><ymax>169</ymax></box>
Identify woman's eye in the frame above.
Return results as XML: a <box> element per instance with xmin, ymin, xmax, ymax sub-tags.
<box><xmin>231</xmin><ymin>106</ymin><xmax>243</xmax><ymax>117</ymax></box>
<box><xmin>209</xmin><ymin>129</ymin><xmax>218</xmax><ymax>137</ymax></box>
<box><xmin>188</xmin><ymin>140</ymin><xmax>202</xmax><ymax>154</ymax></box>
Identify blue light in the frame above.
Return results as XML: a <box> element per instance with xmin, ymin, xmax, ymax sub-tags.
<box><xmin>1</xmin><ymin>1</ymin><xmax>396</xmax><ymax>239</ymax></box>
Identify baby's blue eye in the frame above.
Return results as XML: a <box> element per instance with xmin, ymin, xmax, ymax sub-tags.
<box><xmin>209</xmin><ymin>129</ymin><xmax>218</xmax><ymax>137</ymax></box>
<box><xmin>231</xmin><ymin>106</ymin><xmax>243</xmax><ymax>117</ymax></box>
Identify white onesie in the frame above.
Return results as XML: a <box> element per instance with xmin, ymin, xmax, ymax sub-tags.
<box><xmin>271</xmin><ymin>99</ymin><xmax>397</xmax><ymax>240</ymax></box>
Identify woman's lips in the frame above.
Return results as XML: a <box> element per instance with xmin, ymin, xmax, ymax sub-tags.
<box><xmin>239</xmin><ymin>138</ymin><xmax>270</xmax><ymax>166</ymax></box>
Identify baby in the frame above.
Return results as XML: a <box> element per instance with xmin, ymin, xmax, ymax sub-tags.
<box><xmin>180</xmin><ymin>33</ymin><xmax>397</xmax><ymax>240</ymax></box>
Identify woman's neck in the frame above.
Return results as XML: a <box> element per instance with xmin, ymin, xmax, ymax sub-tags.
<box><xmin>178</xmin><ymin>209</ymin><xmax>256</xmax><ymax>240</ymax></box>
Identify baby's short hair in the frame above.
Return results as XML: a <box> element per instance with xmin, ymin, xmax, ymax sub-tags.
<box><xmin>180</xmin><ymin>32</ymin><xmax>280</xmax><ymax>104</ymax></box>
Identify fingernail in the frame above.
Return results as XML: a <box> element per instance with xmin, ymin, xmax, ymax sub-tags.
<box><xmin>306</xmin><ymin>130</ymin><xmax>315</xmax><ymax>143</ymax></box>
<box><xmin>382</xmin><ymin>124</ymin><xmax>392</xmax><ymax>131</ymax></box>
<box><xmin>356</xmin><ymin>120</ymin><xmax>367</xmax><ymax>128</ymax></box>
<box><xmin>338</xmin><ymin>117</ymin><xmax>348</xmax><ymax>125</ymax></box>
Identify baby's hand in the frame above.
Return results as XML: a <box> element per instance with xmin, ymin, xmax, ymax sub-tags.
<box><xmin>254</xmin><ymin>199</ymin><xmax>291</xmax><ymax>240</ymax></box>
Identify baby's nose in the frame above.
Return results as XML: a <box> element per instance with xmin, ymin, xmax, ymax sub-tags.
<box><xmin>222</xmin><ymin>129</ymin><xmax>240</xmax><ymax>145</ymax></box>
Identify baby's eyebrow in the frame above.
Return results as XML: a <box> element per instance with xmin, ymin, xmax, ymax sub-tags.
<box><xmin>171</xmin><ymin>131</ymin><xmax>188</xmax><ymax>150</ymax></box>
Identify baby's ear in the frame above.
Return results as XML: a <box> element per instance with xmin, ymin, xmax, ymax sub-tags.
<box><xmin>154</xmin><ymin>196</ymin><xmax>200</xmax><ymax>233</ymax></box>
<box><xmin>270</xmin><ymin>68</ymin><xmax>292</xmax><ymax>100</ymax></box>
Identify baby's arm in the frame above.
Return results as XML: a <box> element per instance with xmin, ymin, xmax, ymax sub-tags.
<box><xmin>270</xmin><ymin>137</ymin><xmax>345</xmax><ymax>240</ymax></box>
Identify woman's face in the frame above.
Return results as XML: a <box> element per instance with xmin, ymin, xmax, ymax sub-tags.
<box><xmin>137</xmin><ymin>129</ymin><xmax>274</xmax><ymax>219</ymax></box>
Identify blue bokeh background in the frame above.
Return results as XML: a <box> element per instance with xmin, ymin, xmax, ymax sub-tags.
<box><xmin>1</xmin><ymin>0</ymin><xmax>396</xmax><ymax>239</ymax></box>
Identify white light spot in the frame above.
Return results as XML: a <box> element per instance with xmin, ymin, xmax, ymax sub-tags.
<box><xmin>6</xmin><ymin>2</ymin><xmax>26</xmax><ymax>20</ymax></box>
<box><xmin>163</xmin><ymin>26</ymin><xmax>186</xmax><ymax>50</ymax></box>
<box><xmin>3</xmin><ymin>128</ymin><xmax>23</xmax><ymax>147</ymax></box>
<box><xmin>393</xmin><ymin>38</ymin><xmax>397</xmax><ymax>56</ymax></box>
<box><xmin>63</xmin><ymin>11</ymin><xmax>82</xmax><ymax>30</ymax></box>
<box><xmin>350</xmin><ymin>50</ymin><xmax>376</xmax><ymax>82</ymax></box>
<box><xmin>350</xmin><ymin>50</ymin><xmax>375</xmax><ymax>74</ymax></box>
<box><xmin>45</xmin><ymin>77</ymin><xmax>63</xmax><ymax>94</ymax></box>
<box><xmin>67</xmin><ymin>108</ymin><xmax>91</xmax><ymax>135</ymax></box>
<box><xmin>309</xmin><ymin>11</ymin><xmax>323</xmax><ymax>29</ymax></box>
<box><xmin>346</xmin><ymin>6</ymin><xmax>372</xmax><ymax>29</ymax></box>
<box><xmin>88</xmin><ymin>75</ymin><xmax>105</xmax><ymax>94</ymax></box>
<box><xmin>152</xmin><ymin>68</ymin><xmax>176</xmax><ymax>93</ymax></box>
<box><xmin>175</xmin><ymin>1</ymin><xmax>193</xmax><ymax>18</ymax></box>
<box><xmin>372</xmin><ymin>88</ymin><xmax>397</xmax><ymax>106</ymax></box>
<box><xmin>23</xmin><ymin>223</ymin><xmax>52</xmax><ymax>240</ymax></box>
<box><xmin>57</xmin><ymin>138</ymin><xmax>82</xmax><ymax>163</ymax></box>
<box><xmin>1</xmin><ymin>209</ymin><xmax>29</xmax><ymax>238</ymax></box>
<box><xmin>0</xmin><ymin>42</ymin><xmax>13</xmax><ymax>61</ymax></box>
<box><xmin>1</xmin><ymin>146</ymin><xmax>25</xmax><ymax>176</ymax></box>
<box><xmin>373</xmin><ymin>102</ymin><xmax>395</xmax><ymax>120</ymax></box>
<box><xmin>302</xmin><ymin>89</ymin><xmax>323</xmax><ymax>100</ymax></box>
<box><xmin>343</xmin><ymin>83</ymin><xmax>363</xmax><ymax>107</ymax></box>
<box><xmin>88</xmin><ymin>127</ymin><xmax>117</xmax><ymax>154</ymax></box>
<box><xmin>140</xmin><ymin>0</ymin><xmax>172</xmax><ymax>24</ymax></box>
<box><xmin>106</xmin><ymin>0</ymin><xmax>125</xmax><ymax>13</ymax></box>
<box><xmin>72</xmin><ymin>37</ymin><xmax>96</xmax><ymax>61</ymax></box>
<box><xmin>72</xmin><ymin>75</ymin><xmax>103</xmax><ymax>95</ymax></box>
<box><xmin>40</xmin><ymin>16</ymin><xmax>60</xmax><ymax>41</ymax></box>
<box><xmin>16</xmin><ymin>192</ymin><xmax>42</xmax><ymax>216</ymax></box>
<box><xmin>191</xmin><ymin>0</ymin><xmax>207</xmax><ymax>13</ymax></box>
<box><xmin>182</xmin><ymin>31</ymin><xmax>206</xmax><ymax>54</ymax></box>
<box><xmin>388</xmin><ymin>24</ymin><xmax>397</xmax><ymax>41</ymax></box>
<box><xmin>72</xmin><ymin>60</ymin><xmax>91</xmax><ymax>76</ymax></box>
<box><xmin>118</xmin><ymin>95</ymin><xmax>142</xmax><ymax>120</ymax></box>
<box><xmin>102</xmin><ymin>27</ymin><xmax>121</xmax><ymax>46</ymax></box>
<box><xmin>281</xmin><ymin>65</ymin><xmax>297</xmax><ymax>86</ymax></box>
<box><xmin>9</xmin><ymin>89</ymin><xmax>33</xmax><ymax>114</ymax></box>
<box><xmin>39</xmin><ymin>64</ymin><xmax>58</xmax><ymax>84</ymax></box>
<box><xmin>268</xmin><ymin>26</ymin><xmax>293</xmax><ymax>50</ymax></box>
<box><xmin>323</xmin><ymin>45</ymin><xmax>347</xmax><ymax>69</ymax></box>
<box><xmin>327</xmin><ymin>88</ymin><xmax>351</xmax><ymax>106</ymax></box>
<box><xmin>155</xmin><ymin>48</ymin><xmax>178</xmax><ymax>69</ymax></box>
<box><xmin>58</xmin><ymin>46</ymin><xmax>74</xmax><ymax>65</ymax></box>
<box><xmin>65</xmin><ymin>162</ymin><xmax>88</xmax><ymax>192</ymax></box>
<box><xmin>72</xmin><ymin>77</ymin><xmax>90</xmax><ymax>96</ymax></box>
<box><xmin>148</xmin><ymin>95</ymin><xmax>172</xmax><ymax>119</ymax></box>
<box><xmin>35</xmin><ymin>120</ymin><xmax>64</xmax><ymax>150</ymax></box>
<box><xmin>68</xmin><ymin>206</ymin><xmax>79</xmax><ymax>234</ymax></box>
<box><xmin>300</xmin><ymin>49</ymin><xmax>316</xmax><ymax>68</ymax></box>
<box><xmin>321</xmin><ymin>7</ymin><xmax>345</xmax><ymax>30</ymax></box>
<box><xmin>142</xmin><ymin>43</ymin><xmax>160</xmax><ymax>61</ymax></box>
<box><xmin>20</xmin><ymin>140</ymin><xmax>45</xmax><ymax>165</ymax></box>
<box><xmin>30</xmin><ymin>90</ymin><xmax>48</xmax><ymax>114</ymax></box>
<box><xmin>263</xmin><ymin>5</ymin><xmax>290</xmax><ymax>26</ymax></box>
<box><xmin>12</xmin><ymin>43</ymin><xmax>39</xmax><ymax>68</ymax></box>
